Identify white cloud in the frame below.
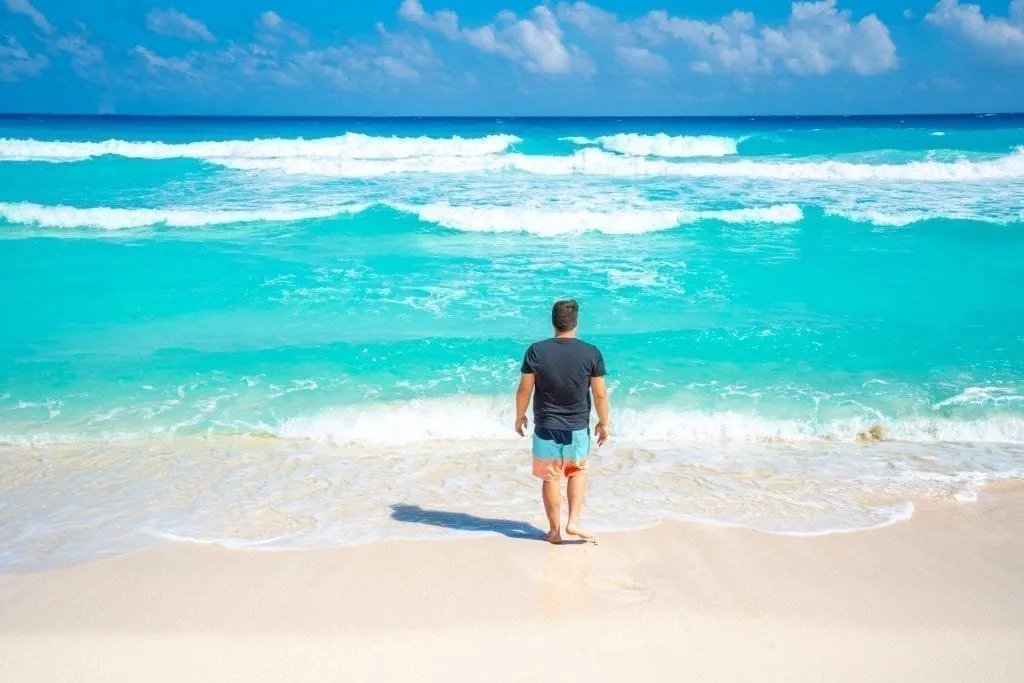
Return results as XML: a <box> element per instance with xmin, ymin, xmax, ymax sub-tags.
<box><xmin>133</xmin><ymin>21</ymin><xmax>436</xmax><ymax>94</ymax></box>
<box><xmin>258</xmin><ymin>10</ymin><xmax>309</xmax><ymax>46</ymax></box>
<box><xmin>903</xmin><ymin>9</ymin><xmax>915</xmax><ymax>19</ymax></box>
<box><xmin>375</xmin><ymin>55</ymin><xmax>419</xmax><ymax>79</ymax></box>
<box><xmin>0</xmin><ymin>35</ymin><xmax>48</xmax><ymax>81</ymax></box>
<box><xmin>925</xmin><ymin>0</ymin><xmax>1024</xmax><ymax>61</ymax></box>
<box><xmin>53</xmin><ymin>32</ymin><xmax>105</xmax><ymax>78</ymax></box>
<box><xmin>133</xmin><ymin>45</ymin><xmax>196</xmax><ymax>75</ymax></box>
<box><xmin>615</xmin><ymin>45</ymin><xmax>670</xmax><ymax>73</ymax></box>
<box><xmin>642</xmin><ymin>0</ymin><xmax>897</xmax><ymax>75</ymax></box>
<box><xmin>146</xmin><ymin>8</ymin><xmax>216</xmax><ymax>43</ymax></box>
<box><xmin>294</xmin><ymin>28</ymin><xmax>435</xmax><ymax>87</ymax></box>
<box><xmin>557</xmin><ymin>1</ymin><xmax>669</xmax><ymax>73</ymax></box>
<box><xmin>2</xmin><ymin>0</ymin><xmax>54</xmax><ymax>35</ymax></box>
<box><xmin>557</xmin><ymin>1</ymin><xmax>621</xmax><ymax>37</ymax></box>
<box><xmin>400</xmin><ymin>0</ymin><xmax>591</xmax><ymax>75</ymax></box>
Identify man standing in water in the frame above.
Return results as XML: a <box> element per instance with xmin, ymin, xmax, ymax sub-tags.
<box><xmin>516</xmin><ymin>300</ymin><xmax>610</xmax><ymax>544</ymax></box>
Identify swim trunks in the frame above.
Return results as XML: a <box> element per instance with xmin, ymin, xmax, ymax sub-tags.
<box><xmin>532</xmin><ymin>427</ymin><xmax>590</xmax><ymax>481</ymax></box>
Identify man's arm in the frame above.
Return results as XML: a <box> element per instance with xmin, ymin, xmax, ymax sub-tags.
<box><xmin>515</xmin><ymin>373</ymin><xmax>535</xmax><ymax>437</ymax></box>
<box><xmin>591</xmin><ymin>376</ymin><xmax>611</xmax><ymax>446</ymax></box>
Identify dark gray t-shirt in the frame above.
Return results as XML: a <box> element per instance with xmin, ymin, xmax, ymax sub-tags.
<box><xmin>521</xmin><ymin>338</ymin><xmax>607</xmax><ymax>431</ymax></box>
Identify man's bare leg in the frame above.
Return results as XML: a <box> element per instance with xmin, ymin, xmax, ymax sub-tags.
<box><xmin>542</xmin><ymin>479</ymin><xmax>562</xmax><ymax>544</ymax></box>
<box><xmin>566</xmin><ymin>472</ymin><xmax>595</xmax><ymax>541</ymax></box>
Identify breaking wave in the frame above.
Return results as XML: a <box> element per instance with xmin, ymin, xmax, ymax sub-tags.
<box><xmin>6</xmin><ymin>199</ymin><xmax>1017</xmax><ymax>234</ymax></box>
<box><xmin>402</xmin><ymin>202</ymin><xmax>803</xmax><ymax>234</ymax></box>
<box><xmin>0</xmin><ymin>133</ymin><xmax>521</xmax><ymax>162</ymax></box>
<box><xmin>0</xmin><ymin>202</ymin><xmax>366</xmax><ymax>230</ymax></box>
<box><xmin>0</xmin><ymin>200</ymin><xmax>801</xmax><ymax>233</ymax></box>
<box><xmin>215</xmin><ymin>147</ymin><xmax>1024</xmax><ymax>181</ymax></box>
<box><xmin>3</xmin><ymin>135</ymin><xmax>1023</xmax><ymax>183</ymax></box>
<box><xmin>270</xmin><ymin>398</ymin><xmax>1024</xmax><ymax>446</ymax></box>
<box><xmin>562</xmin><ymin>133</ymin><xmax>740</xmax><ymax>157</ymax></box>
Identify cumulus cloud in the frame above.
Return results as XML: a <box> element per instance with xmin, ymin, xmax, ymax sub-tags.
<box><xmin>641</xmin><ymin>0</ymin><xmax>897</xmax><ymax>76</ymax></box>
<box><xmin>557</xmin><ymin>1</ymin><xmax>622</xmax><ymax>37</ymax></box>
<box><xmin>52</xmin><ymin>32</ymin><xmax>105</xmax><ymax>78</ymax></box>
<box><xmin>557</xmin><ymin>2</ymin><xmax>669</xmax><ymax>73</ymax></box>
<box><xmin>146</xmin><ymin>8</ymin><xmax>216</xmax><ymax>43</ymax></box>
<box><xmin>615</xmin><ymin>45</ymin><xmax>670</xmax><ymax>73</ymax></box>
<box><xmin>294</xmin><ymin>28</ymin><xmax>435</xmax><ymax>87</ymax></box>
<box><xmin>0</xmin><ymin>1</ymin><xmax>107</xmax><ymax>82</ymax></box>
<box><xmin>399</xmin><ymin>0</ymin><xmax>591</xmax><ymax>75</ymax></box>
<box><xmin>0</xmin><ymin>35</ymin><xmax>48</xmax><ymax>81</ymax></box>
<box><xmin>2</xmin><ymin>0</ymin><xmax>54</xmax><ymax>35</ymax></box>
<box><xmin>258</xmin><ymin>10</ymin><xmax>309</xmax><ymax>46</ymax></box>
<box><xmin>925</xmin><ymin>0</ymin><xmax>1024</xmax><ymax>61</ymax></box>
<box><xmin>134</xmin><ymin>45</ymin><xmax>196</xmax><ymax>75</ymax></box>
<box><xmin>134</xmin><ymin>17</ymin><xmax>436</xmax><ymax>94</ymax></box>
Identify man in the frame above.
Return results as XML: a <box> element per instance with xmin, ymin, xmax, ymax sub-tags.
<box><xmin>515</xmin><ymin>299</ymin><xmax>610</xmax><ymax>544</ymax></box>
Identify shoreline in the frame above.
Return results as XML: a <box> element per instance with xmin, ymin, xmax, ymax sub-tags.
<box><xmin>5</xmin><ymin>437</ymin><xmax>1022</xmax><ymax>574</ymax></box>
<box><xmin>2</xmin><ymin>492</ymin><xmax>1023</xmax><ymax>681</ymax></box>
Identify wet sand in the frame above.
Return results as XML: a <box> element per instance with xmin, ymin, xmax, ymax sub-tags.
<box><xmin>1</xmin><ymin>491</ymin><xmax>1022</xmax><ymax>682</ymax></box>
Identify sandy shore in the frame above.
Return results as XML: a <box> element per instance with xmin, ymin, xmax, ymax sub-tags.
<box><xmin>2</xmin><ymin>491</ymin><xmax>1023</xmax><ymax>682</ymax></box>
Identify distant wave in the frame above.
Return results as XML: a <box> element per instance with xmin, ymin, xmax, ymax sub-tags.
<box><xmin>4</xmin><ymin>135</ymin><xmax>1023</xmax><ymax>183</ymax></box>
<box><xmin>215</xmin><ymin>147</ymin><xmax>1024</xmax><ymax>181</ymax></box>
<box><xmin>403</xmin><ymin>202</ymin><xmax>802</xmax><ymax>234</ymax></box>
<box><xmin>0</xmin><ymin>202</ymin><xmax>366</xmax><ymax>230</ymax></box>
<box><xmin>561</xmin><ymin>133</ymin><xmax>740</xmax><ymax>158</ymax></box>
<box><xmin>0</xmin><ymin>200</ymin><xmax>804</xmax><ymax>233</ymax></box>
<box><xmin>825</xmin><ymin>207</ymin><xmax>1022</xmax><ymax>227</ymax></box>
<box><xmin>0</xmin><ymin>133</ymin><xmax>521</xmax><ymax>162</ymax></box>
<box><xmin>6</xmin><ymin>199</ymin><xmax>1019</xmax><ymax>233</ymax></box>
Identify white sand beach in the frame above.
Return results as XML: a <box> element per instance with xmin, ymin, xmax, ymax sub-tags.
<box><xmin>2</xmin><ymin>488</ymin><xmax>1022</xmax><ymax>682</ymax></box>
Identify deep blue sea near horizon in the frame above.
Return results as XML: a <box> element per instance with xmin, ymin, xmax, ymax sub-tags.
<box><xmin>1</xmin><ymin>114</ymin><xmax>1023</xmax><ymax>570</ymax></box>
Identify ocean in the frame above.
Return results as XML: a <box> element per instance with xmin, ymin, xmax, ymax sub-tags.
<box><xmin>1</xmin><ymin>114</ymin><xmax>1023</xmax><ymax>570</ymax></box>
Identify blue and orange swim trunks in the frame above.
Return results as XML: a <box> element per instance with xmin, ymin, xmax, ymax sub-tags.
<box><xmin>531</xmin><ymin>426</ymin><xmax>590</xmax><ymax>481</ymax></box>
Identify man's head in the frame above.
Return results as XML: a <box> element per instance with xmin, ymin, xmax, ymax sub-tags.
<box><xmin>551</xmin><ymin>299</ymin><xmax>579</xmax><ymax>334</ymax></box>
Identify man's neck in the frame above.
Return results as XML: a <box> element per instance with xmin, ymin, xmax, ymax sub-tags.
<box><xmin>554</xmin><ymin>330</ymin><xmax>577</xmax><ymax>340</ymax></box>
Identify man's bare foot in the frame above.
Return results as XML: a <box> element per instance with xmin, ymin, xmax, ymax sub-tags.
<box><xmin>565</xmin><ymin>521</ymin><xmax>595</xmax><ymax>543</ymax></box>
<box><xmin>544</xmin><ymin>529</ymin><xmax>563</xmax><ymax>544</ymax></box>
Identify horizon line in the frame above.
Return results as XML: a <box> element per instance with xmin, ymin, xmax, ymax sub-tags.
<box><xmin>1</xmin><ymin>112</ymin><xmax>1022</xmax><ymax>121</ymax></box>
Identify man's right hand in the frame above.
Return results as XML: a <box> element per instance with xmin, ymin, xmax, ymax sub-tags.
<box><xmin>515</xmin><ymin>415</ymin><xmax>528</xmax><ymax>437</ymax></box>
<box><xmin>595</xmin><ymin>422</ymin><xmax>610</xmax><ymax>446</ymax></box>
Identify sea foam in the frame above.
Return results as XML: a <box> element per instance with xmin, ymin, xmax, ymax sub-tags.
<box><xmin>214</xmin><ymin>147</ymin><xmax>1024</xmax><ymax>181</ymax></box>
<box><xmin>4</xmin><ymin>135</ymin><xmax>1023</xmax><ymax>183</ymax></box>
<box><xmin>0</xmin><ymin>200</ymin><xmax>802</xmax><ymax>233</ymax></box>
<box><xmin>0</xmin><ymin>202</ymin><xmax>365</xmax><ymax>229</ymax></box>
<box><xmin>403</xmin><ymin>202</ymin><xmax>803</xmax><ymax>234</ymax></box>
<box><xmin>0</xmin><ymin>133</ymin><xmax>521</xmax><ymax>162</ymax></box>
<box><xmin>270</xmin><ymin>397</ymin><xmax>1024</xmax><ymax>446</ymax></box>
<box><xmin>562</xmin><ymin>133</ymin><xmax>741</xmax><ymax>157</ymax></box>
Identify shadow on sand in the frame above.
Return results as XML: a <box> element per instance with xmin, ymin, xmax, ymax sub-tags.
<box><xmin>389</xmin><ymin>504</ymin><xmax>551</xmax><ymax>541</ymax></box>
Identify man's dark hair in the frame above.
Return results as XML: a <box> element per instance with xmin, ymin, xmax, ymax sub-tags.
<box><xmin>551</xmin><ymin>299</ymin><xmax>579</xmax><ymax>333</ymax></box>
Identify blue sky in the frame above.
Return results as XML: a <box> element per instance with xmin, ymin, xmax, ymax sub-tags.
<box><xmin>1</xmin><ymin>0</ymin><xmax>1023</xmax><ymax>114</ymax></box>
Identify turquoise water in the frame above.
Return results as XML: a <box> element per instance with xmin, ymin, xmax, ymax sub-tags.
<box><xmin>1</xmin><ymin>115</ymin><xmax>1023</xmax><ymax>569</ymax></box>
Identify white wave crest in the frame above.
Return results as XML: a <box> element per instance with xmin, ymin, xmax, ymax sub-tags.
<box><xmin>0</xmin><ymin>200</ymin><xmax>802</xmax><ymax>233</ymax></box>
<box><xmin>215</xmin><ymin>147</ymin><xmax>1024</xmax><ymax>181</ymax></box>
<box><xmin>563</xmin><ymin>133</ymin><xmax>740</xmax><ymax>158</ymax></box>
<box><xmin>0</xmin><ymin>201</ymin><xmax>365</xmax><ymax>230</ymax></box>
<box><xmin>273</xmin><ymin>397</ymin><xmax>1024</xmax><ymax>446</ymax></box>
<box><xmin>826</xmin><ymin>207</ymin><xmax>1021</xmax><ymax>227</ymax></box>
<box><xmin>932</xmin><ymin>386</ymin><xmax>1024</xmax><ymax>410</ymax></box>
<box><xmin>404</xmin><ymin>202</ymin><xmax>803</xmax><ymax>234</ymax></box>
<box><xmin>0</xmin><ymin>133</ymin><xmax>521</xmax><ymax>162</ymax></box>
